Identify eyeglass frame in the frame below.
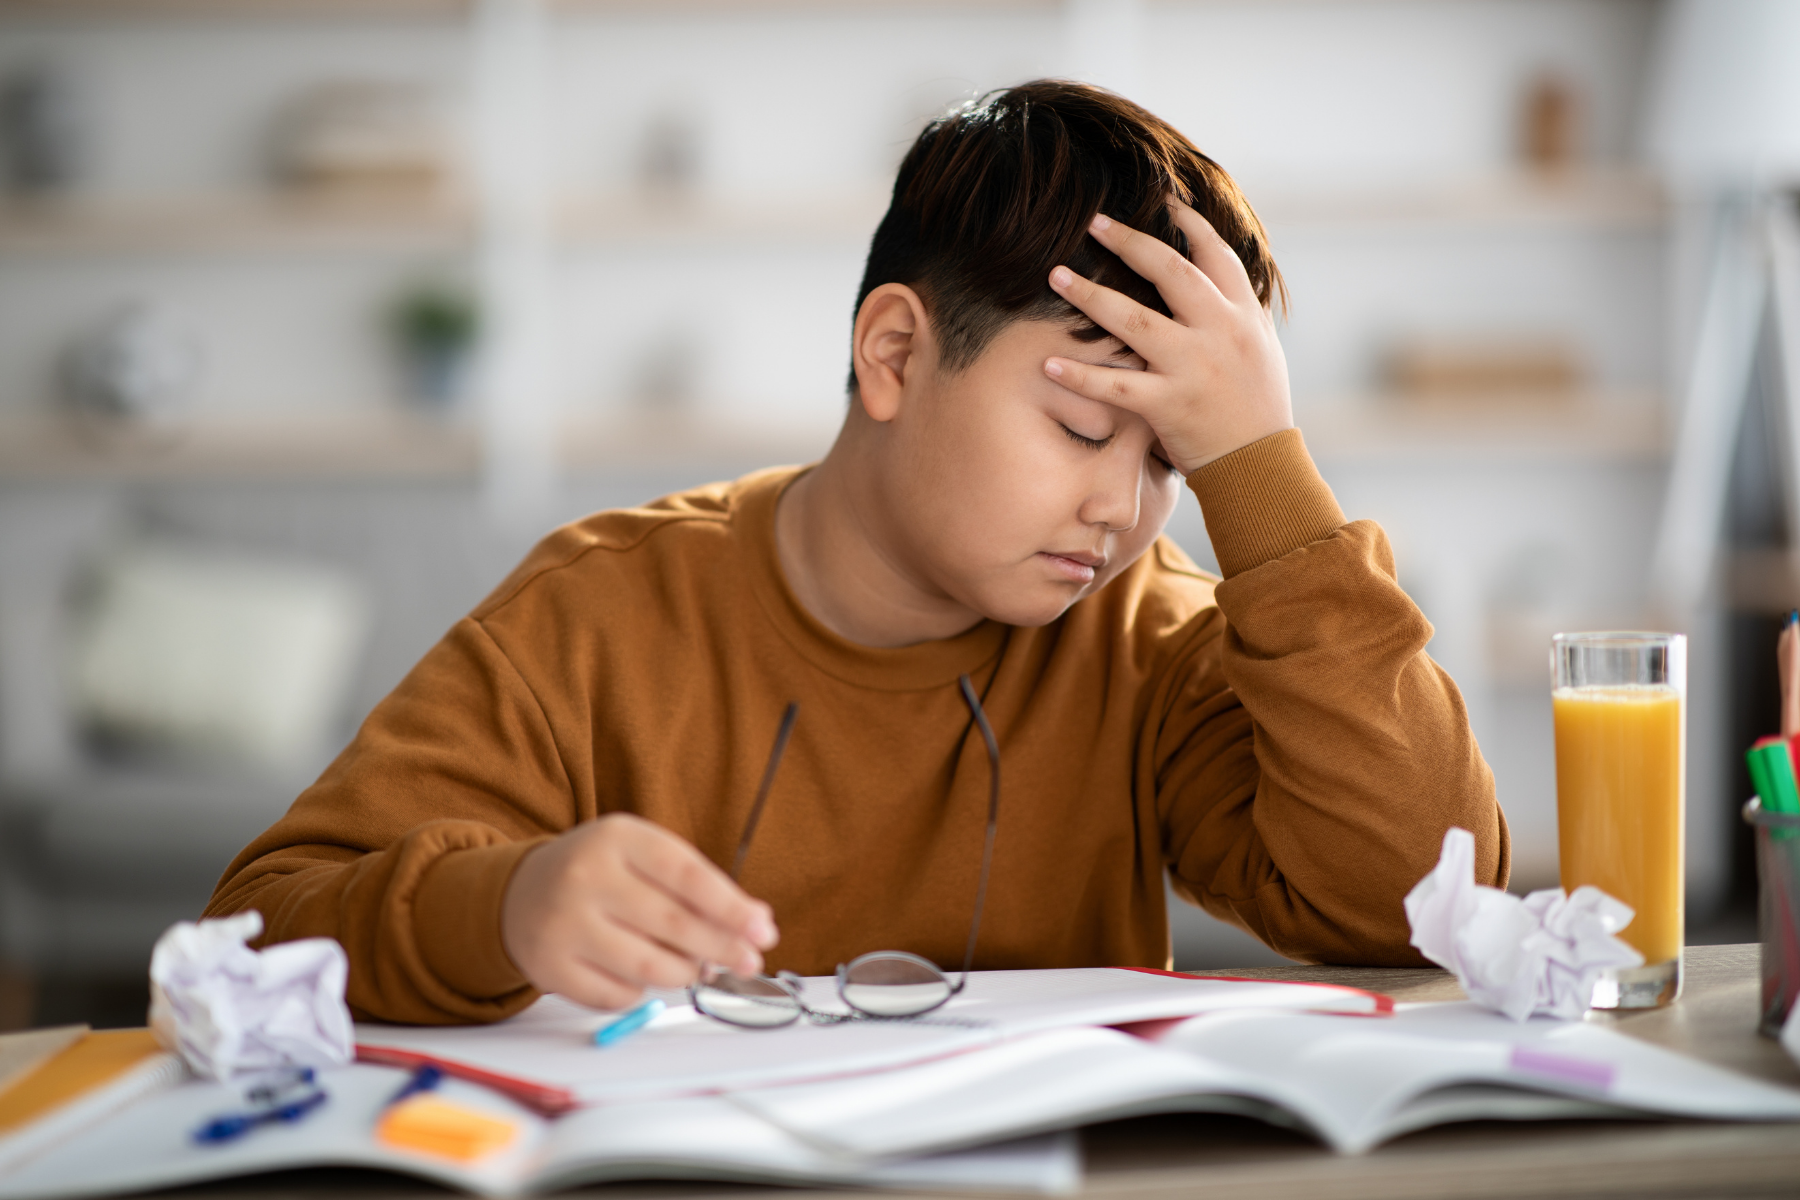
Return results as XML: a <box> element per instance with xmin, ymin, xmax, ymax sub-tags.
<box><xmin>688</xmin><ymin>672</ymin><xmax>1001</xmax><ymax>1027</ymax></box>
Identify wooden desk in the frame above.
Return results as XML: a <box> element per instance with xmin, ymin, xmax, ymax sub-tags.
<box><xmin>151</xmin><ymin>944</ymin><xmax>1800</xmax><ymax>1200</ymax></box>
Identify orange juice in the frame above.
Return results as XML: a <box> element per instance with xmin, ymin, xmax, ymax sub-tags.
<box><xmin>1552</xmin><ymin>684</ymin><xmax>1684</xmax><ymax>964</ymax></box>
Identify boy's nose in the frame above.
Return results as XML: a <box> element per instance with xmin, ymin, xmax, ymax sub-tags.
<box><xmin>1080</xmin><ymin>462</ymin><xmax>1142</xmax><ymax>533</ymax></box>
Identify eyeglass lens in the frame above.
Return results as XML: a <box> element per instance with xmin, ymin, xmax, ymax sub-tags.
<box><xmin>837</xmin><ymin>951</ymin><xmax>955</xmax><ymax>1017</ymax></box>
<box><xmin>689</xmin><ymin>972</ymin><xmax>802</xmax><ymax>1028</ymax></box>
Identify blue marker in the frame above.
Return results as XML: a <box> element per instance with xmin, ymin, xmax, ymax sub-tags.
<box><xmin>594</xmin><ymin>998</ymin><xmax>665</xmax><ymax>1047</ymax></box>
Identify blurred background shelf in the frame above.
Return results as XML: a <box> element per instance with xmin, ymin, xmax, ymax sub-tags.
<box><xmin>0</xmin><ymin>177</ymin><xmax>1661</xmax><ymax>259</ymax></box>
<box><xmin>0</xmin><ymin>413</ymin><xmax>480</xmax><ymax>480</ymax></box>
<box><xmin>1258</xmin><ymin>169</ymin><xmax>1669</xmax><ymax>232</ymax></box>
<box><xmin>1302</xmin><ymin>393</ymin><xmax>1669</xmax><ymax>464</ymax></box>
<box><xmin>559</xmin><ymin>412</ymin><xmax>834</xmax><ymax>469</ymax></box>
<box><xmin>559</xmin><ymin>171</ymin><xmax>1666</xmax><ymax>249</ymax></box>
<box><xmin>0</xmin><ymin>411</ymin><xmax>847</xmax><ymax>480</ymax></box>
<box><xmin>0</xmin><ymin>195</ymin><xmax>474</xmax><ymax>255</ymax></box>
<box><xmin>553</xmin><ymin>0</ymin><xmax>1058</xmax><ymax>11</ymax></box>
<box><xmin>557</xmin><ymin>191</ymin><xmax>890</xmax><ymax>248</ymax></box>
<box><xmin>0</xmin><ymin>0</ymin><xmax>470</xmax><ymax>19</ymax></box>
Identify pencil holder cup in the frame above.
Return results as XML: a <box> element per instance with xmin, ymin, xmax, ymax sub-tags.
<box><xmin>1743</xmin><ymin>797</ymin><xmax>1800</xmax><ymax>1036</ymax></box>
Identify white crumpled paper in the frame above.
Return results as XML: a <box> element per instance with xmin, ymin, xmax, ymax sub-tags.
<box><xmin>148</xmin><ymin>910</ymin><xmax>354</xmax><ymax>1080</ymax></box>
<box><xmin>1404</xmin><ymin>827</ymin><xmax>1645</xmax><ymax>1021</ymax></box>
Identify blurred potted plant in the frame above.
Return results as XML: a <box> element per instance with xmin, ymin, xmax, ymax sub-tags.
<box><xmin>391</xmin><ymin>283</ymin><xmax>477</xmax><ymax>410</ymax></box>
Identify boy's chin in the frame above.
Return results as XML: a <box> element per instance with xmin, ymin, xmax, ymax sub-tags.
<box><xmin>967</xmin><ymin>584</ymin><xmax>1084</xmax><ymax>629</ymax></box>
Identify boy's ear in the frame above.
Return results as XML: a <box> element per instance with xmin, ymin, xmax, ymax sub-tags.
<box><xmin>851</xmin><ymin>283</ymin><xmax>931</xmax><ymax>423</ymax></box>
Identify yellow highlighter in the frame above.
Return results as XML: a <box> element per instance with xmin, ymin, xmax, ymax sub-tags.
<box><xmin>374</xmin><ymin>1065</ymin><xmax>517</xmax><ymax>1163</ymax></box>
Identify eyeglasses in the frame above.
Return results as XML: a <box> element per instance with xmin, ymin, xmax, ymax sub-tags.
<box><xmin>689</xmin><ymin>673</ymin><xmax>1000</xmax><ymax>1029</ymax></box>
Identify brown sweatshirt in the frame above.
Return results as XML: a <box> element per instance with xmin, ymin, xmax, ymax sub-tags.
<box><xmin>206</xmin><ymin>429</ymin><xmax>1507</xmax><ymax>1025</ymax></box>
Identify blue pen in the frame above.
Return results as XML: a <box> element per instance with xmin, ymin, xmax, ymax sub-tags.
<box><xmin>594</xmin><ymin>997</ymin><xmax>665</xmax><ymax>1047</ymax></box>
<box><xmin>193</xmin><ymin>1079</ymin><xmax>328</xmax><ymax>1145</ymax></box>
<box><xmin>384</xmin><ymin>1064</ymin><xmax>443</xmax><ymax>1107</ymax></box>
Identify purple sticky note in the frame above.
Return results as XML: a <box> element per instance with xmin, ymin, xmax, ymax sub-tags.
<box><xmin>1509</xmin><ymin>1046</ymin><xmax>1617</xmax><ymax>1092</ymax></box>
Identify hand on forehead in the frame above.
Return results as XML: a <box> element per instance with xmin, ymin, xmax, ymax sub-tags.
<box><xmin>1042</xmin><ymin>199</ymin><xmax>1293</xmax><ymax>473</ymax></box>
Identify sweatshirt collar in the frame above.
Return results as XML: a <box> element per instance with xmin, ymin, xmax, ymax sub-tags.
<box><xmin>735</xmin><ymin>466</ymin><xmax>1009</xmax><ymax>693</ymax></box>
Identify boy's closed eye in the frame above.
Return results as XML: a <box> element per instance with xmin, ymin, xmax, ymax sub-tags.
<box><xmin>1059</xmin><ymin>423</ymin><xmax>1114</xmax><ymax>450</ymax></box>
<box><xmin>1054</xmin><ymin>416</ymin><xmax>1181</xmax><ymax>474</ymax></box>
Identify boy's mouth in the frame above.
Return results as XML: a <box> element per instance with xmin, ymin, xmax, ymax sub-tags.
<box><xmin>1039</xmin><ymin>550</ymin><xmax>1103</xmax><ymax>584</ymax></box>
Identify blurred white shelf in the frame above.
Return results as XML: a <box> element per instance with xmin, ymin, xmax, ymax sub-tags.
<box><xmin>0</xmin><ymin>171</ymin><xmax>1665</xmax><ymax>258</ymax></box>
<box><xmin>556</xmin><ymin>190</ymin><xmax>890</xmax><ymax>249</ymax></box>
<box><xmin>0</xmin><ymin>398</ymin><xmax>1661</xmax><ymax>482</ymax></box>
<box><xmin>0</xmin><ymin>0</ymin><xmax>1051</xmax><ymax>15</ymax></box>
<box><xmin>1257</xmin><ymin>169</ymin><xmax>1668</xmax><ymax>232</ymax></box>
<box><xmin>1302</xmin><ymin>392</ymin><xmax>1669</xmax><ymax>464</ymax></box>
<box><xmin>560</xmin><ymin>171</ymin><xmax>1663</xmax><ymax>252</ymax></box>
<box><xmin>555</xmin><ymin>0</ymin><xmax>1053</xmax><ymax>11</ymax></box>
<box><xmin>0</xmin><ymin>194</ymin><xmax>474</xmax><ymax>256</ymax></box>
<box><xmin>0</xmin><ymin>413</ymin><xmax>480</xmax><ymax>481</ymax></box>
<box><xmin>0</xmin><ymin>0</ymin><xmax>468</xmax><ymax>18</ymax></box>
<box><xmin>560</xmin><ymin>412</ymin><xmax>835</xmax><ymax>469</ymax></box>
<box><xmin>0</xmin><ymin>410</ymin><xmax>838</xmax><ymax>482</ymax></box>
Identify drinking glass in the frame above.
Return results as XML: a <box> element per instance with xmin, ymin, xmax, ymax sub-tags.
<box><xmin>1552</xmin><ymin>632</ymin><xmax>1686</xmax><ymax>1008</ymax></box>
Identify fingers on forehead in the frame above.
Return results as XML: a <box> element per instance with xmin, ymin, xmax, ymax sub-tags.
<box><xmin>1069</xmin><ymin>275</ymin><xmax>1176</xmax><ymax>347</ymax></box>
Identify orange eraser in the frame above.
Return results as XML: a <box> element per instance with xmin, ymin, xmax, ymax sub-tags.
<box><xmin>376</xmin><ymin>1096</ymin><xmax>518</xmax><ymax>1162</ymax></box>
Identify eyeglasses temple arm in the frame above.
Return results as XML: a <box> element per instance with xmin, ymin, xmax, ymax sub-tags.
<box><xmin>955</xmin><ymin>674</ymin><xmax>1000</xmax><ymax>989</ymax></box>
<box><xmin>731</xmin><ymin>701</ymin><xmax>799</xmax><ymax>882</ymax></box>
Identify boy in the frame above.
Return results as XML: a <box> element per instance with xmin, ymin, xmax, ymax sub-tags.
<box><xmin>207</xmin><ymin>80</ymin><xmax>1507</xmax><ymax>1025</ymax></box>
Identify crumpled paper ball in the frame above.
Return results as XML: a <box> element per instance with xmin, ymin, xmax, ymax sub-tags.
<box><xmin>148</xmin><ymin>910</ymin><xmax>354</xmax><ymax>1080</ymax></box>
<box><xmin>1404</xmin><ymin>827</ymin><xmax>1645</xmax><ymax>1021</ymax></box>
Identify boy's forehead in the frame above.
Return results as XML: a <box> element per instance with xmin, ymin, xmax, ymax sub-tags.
<box><xmin>1009</xmin><ymin>317</ymin><xmax>1135</xmax><ymax>362</ymax></box>
<box><xmin>1049</xmin><ymin>324</ymin><xmax>1142</xmax><ymax>369</ymax></box>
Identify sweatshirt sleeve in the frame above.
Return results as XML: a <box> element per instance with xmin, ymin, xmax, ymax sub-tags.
<box><xmin>1155</xmin><ymin>428</ymin><xmax>1509</xmax><ymax>965</ymax></box>
<box><xmin>204</xmin><ymin>616</ymin><xmax>571</xmax><ymax>1024</ymax></box>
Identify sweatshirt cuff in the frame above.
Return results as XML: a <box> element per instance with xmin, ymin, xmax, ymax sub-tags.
<box><xmin>1187</xmin><ymin>427</ymin><xmax>1347</xmax><ymax>579</ymax></box>
<box><xmin>414</xmin><ymin>837</ymin><xmax>545</xmax><ymax>1002</ymax></box>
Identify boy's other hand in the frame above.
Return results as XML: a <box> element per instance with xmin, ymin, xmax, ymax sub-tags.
<box><xmin>501</xmin><ymin>813</ymin><xmax>779</xmax><ymax>1011</ymax></box>
<box><xmin>1042</xmin><ymin>200</ymin><xmax>1293</xmax><ymax>473</ymax></box>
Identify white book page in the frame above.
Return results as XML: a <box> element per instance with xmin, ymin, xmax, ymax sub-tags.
<box><xmin>360</xmin><ymin>994</ymin><xmax>994</xmax><ymax>1106</ymax></box>
<box><xmin>1161</xmin><ymin>1002</ymin><xmax>1800</xmax><ymax>1152</ymax></box>
<box><xmin>0</xmin><ymin>1064</ymin><xmax>546</xmax><ymax>1200</ymax></box>
<box><xmin>736</xmin><ymin>1000</ymin><xmax>1800</xmax><ymax>1161</ymax></box>
<box><xmin>731</xmin><ymin>1026</ymin><xmax>1306</xmax><ymax>1159</ymax></box>
<box><xmin>1376</xmin><ymin>1083</ymin><xmax>1641</xmax><ymax>1144</ymax></box>
<box><xmin>535</xmin><ymin>1099</ymin><xmax>1079</xmax><ymax>1194</ymax></box>
<box><xmin>354</xmin><ymin>967</ymin><xmax>1383</xmax><ymax>1105</ymax></box>
<box><xmin>0</xmin><ymin>1061</ymin><xmax>1081</xmax><ymax>1199</ymax></box>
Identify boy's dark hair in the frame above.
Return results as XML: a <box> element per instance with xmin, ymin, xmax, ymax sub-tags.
<box><xmin>849</xmin><ymin>79</ymin><xmax>1284</xmax><ymax>391</ymax></box>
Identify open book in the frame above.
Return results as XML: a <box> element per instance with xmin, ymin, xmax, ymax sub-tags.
<box><xmin>0</xmin><ymin>1062</ymin><xmax>1078</xmax><ymax>1199</ymax></box>
<box><xmin>734</xmin><ymin>1000</ymin><xmax>1800</xmax><ymax>1156</ymax></box>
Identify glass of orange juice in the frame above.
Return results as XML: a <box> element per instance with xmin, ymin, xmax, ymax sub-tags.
<box><xmin>1552</xmin><ymin>631</ymin><xmax>1685</xmax><ymax>1009</ymax></box>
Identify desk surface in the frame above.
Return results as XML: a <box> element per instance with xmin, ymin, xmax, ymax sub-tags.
<box><xmin>153</xmin><ymin>944</ymin><xmax>1800</xmax><ymax>1200</ymax></box>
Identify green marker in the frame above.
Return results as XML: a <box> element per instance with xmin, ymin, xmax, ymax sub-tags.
<box><xmin>1748</xmin><ymin>736</ymin><xmax>1800</xmax><ymax>816</ymax></box>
